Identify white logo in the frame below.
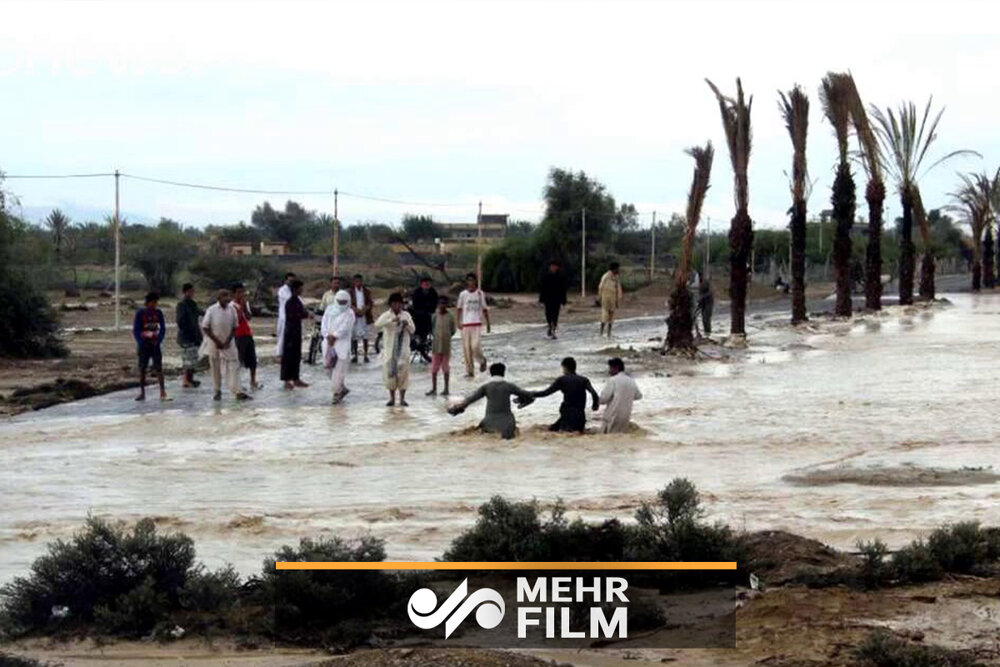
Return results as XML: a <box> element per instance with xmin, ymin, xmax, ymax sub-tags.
<box><xmin>407</xmin><ymin>578</ymin><xmax>505</xmax><ymax>638</ymax></box>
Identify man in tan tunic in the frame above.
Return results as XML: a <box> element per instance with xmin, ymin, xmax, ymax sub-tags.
<box><xmin>598</xmin><ymin>261</ymin><xmax>623</xmax><ymax>337</ymax></box>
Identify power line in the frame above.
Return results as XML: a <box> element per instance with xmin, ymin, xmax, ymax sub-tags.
<box><xmin>121</xmin><ymin>173</ymin><xmax>332</xmax><ymax>196</ymax></box>
<box><xmin>4</xmin><ymin>172</ymin><xmax>115</xmax><ymax>179</ymax></box>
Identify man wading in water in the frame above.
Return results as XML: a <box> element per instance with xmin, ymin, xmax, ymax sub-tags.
<box><xmin>532</xmin><ymin>356</ymin><xmax>599</xmax><ymax>433</ymax></box>
<box><xmin>447</xmin><ymin>362</ymin><xmax>535</xmax><ymax>439</ymax></box>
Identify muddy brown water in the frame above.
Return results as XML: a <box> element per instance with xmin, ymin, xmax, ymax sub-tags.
<box><xmin>2</xmin><ymin>293</ymin><xmax>999</xmax><ymax>583</ymax></box>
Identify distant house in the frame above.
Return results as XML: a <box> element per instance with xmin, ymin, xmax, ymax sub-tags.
<box><xmin>260</xmin><ymin>241</ymin><xmax>291</xmax><ymax>256</ymax></box>
<box><xmin>433</xmin><ymin>214</ymin><xmax>508</xmax><ymax>248</ymax></box>
<box><xmin>224</xmin><ymin>241</ymin><xmax>254</xmax><ymax>256</ymax></box>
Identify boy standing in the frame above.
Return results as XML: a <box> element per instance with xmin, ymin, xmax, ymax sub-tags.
<box><xmin>232</xmin><ymin>282</ymin><xmax>261</xmax><ymax>390</ymax></box>
<box><xmin>456</xmin><ymin>273</ymin><xmax>491</xmax><ymax>377</ymax></box>
<box><xmin>427</xmin><ymin>296</ymin><xmax>457</xmax><ymax>396</ymax></box>
<box><xmin>133</xmin><ymin>291</ymin><xmax>168</xmax><ymax>401</ymax></box>
<box><xmin>175</xmin><ymin>283</ymin><xmax>203</xmax><ymax>388</ymax></box>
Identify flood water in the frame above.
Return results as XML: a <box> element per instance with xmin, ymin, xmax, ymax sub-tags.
<box><xmin>2</xmin><ymin>293</ymin><xmax>999</xmax><ymax>583</ymax></box>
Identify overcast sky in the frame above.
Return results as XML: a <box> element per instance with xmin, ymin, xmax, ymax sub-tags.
<box><xmin>1</xmin><ymin>0</ymin><xmax>997</xmax><ymax>230</ymax></box>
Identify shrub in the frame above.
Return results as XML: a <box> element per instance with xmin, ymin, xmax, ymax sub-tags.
<box><xmin>0</xmin><ymin>270</ymin><xmax>67</xmax><ymax>358</ymax></box>
<box><xmin>857</xmin><ymin>539</ymin><xmax>891</xmax><ymax>589</ymax></box>
<box><xmin>178</xmin><ymin>565</ymin><xmax>241</xmax><ymax>613</ymax></box>
<box><xmin>854</xmin><ymin>629</ymin><xmax>982</xmax><ymax>667</ymax></box>
<box><xmin>892</xmin><ymin>540</ymin><xmax>943</xmax><ymax>584</ymax></box>
<box><xmin>0</xmin><ymin>517</ymin><xmax>199</xmax><ymax>637</ymax></box>
<box><xmin>444</xmin><ymin>479</ymin><xmax>744</xmax><ymax>571</ymax></box>
<box><xmin>927</xmin><ymin>522</ymin><xmax>990</xmax><ymax>575</ymax></box>
<box><xmin>260</xmin><ymin>535</ymin><xmax>401</xmax><ymax>645</ymax></box>
<box><xmin>188</xmin><ymin>255</ymin><xmax>282</xmax><ymax>306</ymax></box>
<box><xmin>0</xmin><ymin>653</ymin><xmax>59</xmax><ymax>667</ymax></box>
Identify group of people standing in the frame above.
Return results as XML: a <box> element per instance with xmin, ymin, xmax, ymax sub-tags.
<box><xmin>129</xmin><ymin>261</ymin><xmax>644</xmax><ymax>435</ymax></box>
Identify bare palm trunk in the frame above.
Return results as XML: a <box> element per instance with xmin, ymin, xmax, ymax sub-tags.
<box><xmin>984</xmin><ymin>227</ymin><xmax>995</xmax><ymax>288</ymax></box>
<box><xmin>832</xmin><ymin>163</ymin><xmax>855</xmax><ymax>317</ymax></box>
<box><xmin>898</xmin><ymin>195</ymin><xmax>915</xmax><ymax>305</ymax></box>
<box><xmin>729</xmin><ymin>210</ymin><xmax>752</xmax><ymax>334</ymax></box>
<box><xmin>791</xmin><ymin>199</ymin><xmax>807</xmax><ymax>323</ymax></box>
<box><xmin>972</xmin><ymin>261</ymin><xmax>982</xmax><ymax>291</ymax></box>
<box><xmin>864</xmin><ymin>180</ymin><xmax>884</xmax><ymax>310</ymax></box>
<box><xmin>919</xmin><ymin>254</ymin><xmax>936</xmax><ymax>300</ymax></box>
<box><xmin>667</xmin><ymin>286</ymin><xmax>695</xmax><ymax>349</ymax></box>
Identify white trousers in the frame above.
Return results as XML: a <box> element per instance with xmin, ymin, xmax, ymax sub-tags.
<box><xmin>210</xmin><ymin>352</ymin><xmax>240</xmax><ymax>394</ymax></box>
<box><xmin>461</xmin><ymin>325</ymin><xmax>485</xmax><ymax>375</ymax></box>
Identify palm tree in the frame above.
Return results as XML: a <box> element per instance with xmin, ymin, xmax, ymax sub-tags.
<box><xmin>667</xmin><ymin>142</ymin><xmax>714</xmax><ymax>351</ymax></box>
<box><xmin>778</xmin><ymin>85</ymin><xmax>810</xmax><ymax>324</ymax></box>
<box><xmin>844</xmin><ymin>75</ymin><xmax>886</xmax><ymax>311</ymax></box>
<box><xmin>45</xmin><ymin>208</ymin><xmax>71</xmax><ymax>262</ymax></box>
<box><xmin>706</xmin><ymin>78</ymin><xmax>753</xmax><ymax>338</ymax></box>
<box><xmin>872</xmin><ymin>98</ymin><xmax>977</xmax><ymax>302</ymax></box>
<box><xmin>820</xmin><ymin>73</ymin><xmax>856</xmax><ymax>317</ymax></box>
<box><xmin>949</xmin><ymin>172</ymin><xmax>992</xmax><ymax>291</ymax></box>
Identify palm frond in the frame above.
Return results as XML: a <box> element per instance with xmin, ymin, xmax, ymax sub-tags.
<box><xmin>843</xmin><ymin>73</ymin><xmax>882</xmax><ymax>181</ymax></box>
<box><xmin>819</xmin><ymin>73</ymin><xmax>853</xmax><ymax>165</ymax></box>
<box><xmin>706</xmin><ymin>78</ymin><xmax>753</xmax><ymax>211</ymax></box>
<box><xmin>677</xmin><ymin>142</ymin><xmax>714</xmax><ymax>284</ymax></box>
<box><xmin>778</xmin><ymin>85</ymin><xmax>809</xmax><ymax>202</ymax></box>
<box><xmin>872</xmin><ymin>96</ymin><xmax>979</xmax><ymax>193</ymax></box>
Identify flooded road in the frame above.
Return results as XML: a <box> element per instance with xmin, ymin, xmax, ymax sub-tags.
<box><xmin>2</xmin><ymin>293</ymin><xmax>999</xmax><ymax>583</ymax></box>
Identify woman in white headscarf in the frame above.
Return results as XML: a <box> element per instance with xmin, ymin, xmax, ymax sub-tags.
<box><xmin>321</xmin><ymin>289</ymin><xmax>356</xmax><ymax>404</ymax></box>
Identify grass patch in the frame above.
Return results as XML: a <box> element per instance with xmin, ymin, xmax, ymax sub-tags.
<box><xmin>854</xmin><ymin>630</ymin><xmax>983</xmax><ymax>667</ymax></box>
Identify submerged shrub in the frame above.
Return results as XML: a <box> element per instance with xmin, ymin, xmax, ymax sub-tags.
<box><xmin>854</xmin><ymin>629</ymin><xmax>982</xmax><ymax>667</ymax></box>
<box><xmin>0</xmin><ymin>517</ymin><xmax>201</xmax><ymax>637</ymax></box>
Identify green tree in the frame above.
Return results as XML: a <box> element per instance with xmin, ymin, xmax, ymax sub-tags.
<box><xmin>126</xmin><ymin>227</ymin><xmax>194</xmax><ymax>294</ymax></box>
<box><xmin>779</xmin><ymin>85</ymin><xmax>810</xmax><ymax>323</ymax></box>
<box><xmin>872</xmin><ymin>98</ymin><xmax>977</xmax><ymax>301</ymax></box>
<box><xmin>401</xmin><ymin>214</ymin><xmax>436</xmax><ymax>242</ymax></box>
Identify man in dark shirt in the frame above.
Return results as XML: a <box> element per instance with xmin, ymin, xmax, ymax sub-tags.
<box><xmin>538</xmin><ymin>259</ymin><xmax>568</xmax><ymax>339</ymax></box>
<box><xmin>447</xmin><ymin>362</ymin><xmax>534</xmax><ymax>439</ymax></box>
<box><xmin>410</xmin><ymin>275</ymin><xmax>439</xmax><ymax>345</ymax></box>
<box><xmin>533</xmin><ymin>356</ymin><xmax>599</xmax><ymax>432</ymax></box>
<box><xmin>175</xmin><ymin>283</ymin><xmax>203</xmax><ymax>388</ymax></box>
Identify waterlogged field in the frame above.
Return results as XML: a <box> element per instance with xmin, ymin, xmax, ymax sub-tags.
<box><xmin>2</xmin><ymin>292</ymin><xmax>999</xmax><ymax>583</ymax></box>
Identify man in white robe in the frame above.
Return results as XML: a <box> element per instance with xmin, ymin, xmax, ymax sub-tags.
<box><xmin>273</xmin><ymin>272</ymin><xmax>296</xmax><ymax>357</ymax></box>
<box><xmin>374</xmin><ymin>292</ymin><xmax>415</xmax><ymax>407</ymax></box>
<box><xmin>321</xmin><ymin>289</ymin><xmax>356</xmax><ymax>404</ymax></box>
<box><xmin>599</xmin><ymin>357</ymin><xmax>642</xmax><ymax>433</ymax></box>
<box><xmin>202</xmin><ymin>289</ymin><xmax>251</xmax><ymax>402</ymax></box>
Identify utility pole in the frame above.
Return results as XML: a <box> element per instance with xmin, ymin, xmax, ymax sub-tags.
<box><xmin>476</xmin><ymin>200</ymin><xmax>483</xmax><ymax>284</ymax></box>
<box><xmin>650</xmin><ymin>210</ymin><xmax>657</xmax><ymax>282</ymax></box>
<box><xmin>114</xmin><ymin>169</ymin><xmax>121</xmax><ymax>331</ymax></box>
<box><xmin>333</xmin><ymin>188</ymin><xmax>339</xmax><ymax>276</ymax></box>
<box><xmin>581</xmin><ymin>207</ymin><xmax>587</xmax><ymax>298</ymax></box>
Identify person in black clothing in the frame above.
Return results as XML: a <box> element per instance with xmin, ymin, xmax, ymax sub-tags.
<box><xmin>533</xmin><ymin>356</ymin><xmax>599</xmax><ymax>432</ymax></box>
<box><xmin>539</xmin><ymin>259</ymin><xmax>568</xmax><ymax>339</ymax></box>
<box><xmin>280</xmin><ymin>279</ymin><xmax>310</xmax><ymax>390</ymax></box>
<box><xmin>410</xmin><ymin>275</ymin><xmax>438</xmax><ymax>345</ymax></box>
<box><xmin>175</xmin><ymin>283</ymin><xmax>203</xmax><ymax>388</ymax></box>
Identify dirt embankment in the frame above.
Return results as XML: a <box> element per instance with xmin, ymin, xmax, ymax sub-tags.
<box><xmin>7</xmin><ymin>531</ymin><xmax>1000</xmax><ymax>666</ymax></box>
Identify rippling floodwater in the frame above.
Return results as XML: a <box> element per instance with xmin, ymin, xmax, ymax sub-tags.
<box><xmin>2</xmin><ymin>293</ymin><xmax>999</xmax><ymax>582</ymax></box>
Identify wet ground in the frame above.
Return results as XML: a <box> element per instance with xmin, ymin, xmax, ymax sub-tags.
<box><xmin>2</xmin><ymin>291</ymin><xmax>999</xmax><ymax>583</ymax></box>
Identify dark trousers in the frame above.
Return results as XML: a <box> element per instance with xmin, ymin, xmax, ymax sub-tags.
<box><xmin>544</xmin><ymin>301</ymin><xmax>561</xmax><ymax>331</ymax></box>
<box><xmin>280</xmin><ymin>340</ymin><xmax>301</xmax><ymax>381</ymax></box>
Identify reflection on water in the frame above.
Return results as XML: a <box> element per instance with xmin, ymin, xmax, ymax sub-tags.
<box><xmin>2</xmin><ymin>294</ymin><xmax>999</xmax><ymax>582</ymax></box>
